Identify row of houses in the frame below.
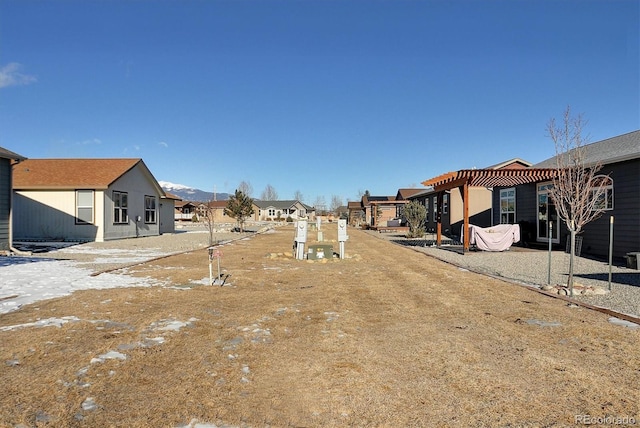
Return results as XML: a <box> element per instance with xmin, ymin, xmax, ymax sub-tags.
<box><xmin>175</xmin><ymin>199</ymin><xmax>315</xmax><ymax>223</ymax></box>
<box><xmin>0</xmin><ymin>153</ymin><xmax>318</xmax><ymax>251</ymax></box>
<box><xmin>2</xmin><ymin>130</ymin><xmax>638</xmax><ymax>260</ymax></box>
<box><xmin>348</xmin><ymin>130</ymin><xmax>639</xmax><ymax>261</ymax></box>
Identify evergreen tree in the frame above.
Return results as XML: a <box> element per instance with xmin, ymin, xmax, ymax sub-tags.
<box><xmin>224</xmin><ymin>189</ymin><xmax>254</xmax><ymax>232</ymax></box>
<box><xmin>402</xmin><ymin>200</ymin><xmax>427</xmax><ymax>238</ymax></box>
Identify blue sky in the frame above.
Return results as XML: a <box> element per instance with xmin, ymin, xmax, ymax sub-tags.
<box><xmin>1</xmin><ymin>0</ymin><xmax>638</xmax><ymax>205</ymax></box>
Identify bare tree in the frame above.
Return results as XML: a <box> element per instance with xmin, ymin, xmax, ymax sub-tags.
<box><xmin>314</xmin><ymin>195</ymin><xmax>326</xmax><ymax>215</ymax></box>
<box><xmin>260</xmin><ymin>184</ymin><xmax>278</xmax><ymax>201</ymax></box>
<box><xmin>547</xmin><ymin>106</ymin><xmax>610</xmax><ymax>296</ymax></box>
<box><xmin>237</xmin><ymin>181</ymin><xmax>253</xmax><ymax>197</ymax></box>
<box><xmin>293</xmin><ymin>189</ymin><xmax>304</xmax><ymax>202</ymax></box>
<box><xmin>330</xmin><ymin>195</ymin><xmax>343</xmax><ymax>213</ymax></box>
<box><xmin>203</xmin><ymin>192</ymin><xmax>217</xmax><ymax>246</ymax></box>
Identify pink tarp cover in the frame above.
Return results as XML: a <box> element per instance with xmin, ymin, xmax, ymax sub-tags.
<box><xmin>468</xmin><ymin>224</ymin><xmax>521</xmax><ymax>252</ymax></box>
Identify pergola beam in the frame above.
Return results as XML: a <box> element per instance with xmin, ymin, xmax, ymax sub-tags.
<box><xmin>421</xmin><ymin>168</ymin><xmax>559</xmax><ymax>253</ymax></box>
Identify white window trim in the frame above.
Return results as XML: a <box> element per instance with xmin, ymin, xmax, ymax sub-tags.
<box><xmin>145</xmin><ymin>195</ymin><xmax>157</xmax><ymax>224</ymax></box>
<box><xmin>591</xmin><ymin>175</ymin><xmax>614</xmax><ymax>211</ymax></box>
<box><xmin>113</xmin><ymin>191</ymin><xmax>129</xmax><ymax>224</ymax></box>
<box><xmin>499</xmin><ymin>187</ymin><xmax>516</xmax><ymax>224</ymax></box>
<box><xmin>432</xmin><ymin>196</ymin><xmax>438</xmax><ymax>222</ymax></box>
<box><xmin>76</xmin><ymin>190</ymin><xmax>94</xmax><ymax>225</ymax></box>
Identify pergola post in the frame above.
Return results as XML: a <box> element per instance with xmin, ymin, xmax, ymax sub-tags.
<box><xmin>460</xmin><ymin>182</ymin><xmax>470</xmax><ymax>252</ymax></box>
<box><xmin>422</xmin><ymin>167</ymin><xmax>559</xmax><ymax>255</ymax></box>
<box><xmin>436</xmin><ymin>191</ymin><xmax>443</xmax><ymax>247</ymax></box>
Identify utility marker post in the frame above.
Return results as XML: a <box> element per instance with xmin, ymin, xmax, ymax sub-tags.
<box><xmin>215</xmin><ymin>249</ymin><xmax>222</xmax><ymax>283</ymax></box>
<box><xmin>317</xmin><ymin>216</ymin><xmax>323</xmax><ymax>242</ymax></box>
<box><xmin>547</xmin><ymin>221</ymin><xmax>553</xmax><ymax>285</ymax></box>
<box><xmin>608</xmin><ymin>216</ymin><xmax>614</xmax><ymax>291</ymax></box>
<box><xmin>337</xmin><ymin>219</ymin><xmax>348</xmax><ymax>259</ymax></box>
<box><xmin>208</xmin><ymin>247</ymin><xmax>214</xmax><ymax>286</ymax></box>
<box><xmin>208</xmin><ymin>247</ymin><xmax>223</xmax><ymax>285</ymax></box>
<box><xmin>295</xmin><ymin>220</ymin><xmax>308</xmax><ymax>260</ymax></box>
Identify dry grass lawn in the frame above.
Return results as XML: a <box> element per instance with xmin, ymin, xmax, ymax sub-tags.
<box><xmin>1</xmin><ymin>225</ymin><xmax>638</xmax><ymax>427</ymax></box>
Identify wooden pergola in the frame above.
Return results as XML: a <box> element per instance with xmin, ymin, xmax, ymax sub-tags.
<box><xmin>421</xmin><ymin>168</ymin><xmax>559</xmax><ymax>252</ymax></box>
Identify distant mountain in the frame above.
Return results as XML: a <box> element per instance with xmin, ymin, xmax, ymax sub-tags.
<box><xmin>159</xmin><ymin>181</ymin><xmax>229</xmax><ymax>202</ymax></box>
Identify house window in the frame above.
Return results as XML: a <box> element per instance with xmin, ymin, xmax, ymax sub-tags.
<box><xmin>268</xmin><ymin>209</ymin><xmax>275</xmax><ymax>217</ymax></box>
<box><xmin>432</xmin><ymin>196</ymin><xmax>438</xmax><ymax>221</ymax></box>
<box><xmin>76</xmin><ymin>190</ymin><xmax>94</xmax><ymax>224</ymax></box>
<box><xmin>113</xmin><ymin>191</ymin><xmax>129</xmax><ymax>224</ymax></box>
<box><xmin>443</xmin><ymin>194</ymin><xmax>449</xmax><ymax>214</ymax></box>
<box><xmin>500</xmin><ymin>188</ymin><xmax>516</xmax><ymax>224</ymax></box>
<box><xmin>424</xmin><ymin>199</ymin><xmax>429</xmax><ymax>217</ymax></box>
<box><xmin>145</xmin><ymin>196</ymin><xmax>157</xmax><ymax>223</ymax></box>
<box><xmin>591</xmin><ymin>175</ymin><xmax>614</xmax><ymax>211</ymax></box>
<box><xmin>537</xmin><ymin>182</ymin><xmax>559</xmax><ymax>243</ymax></box>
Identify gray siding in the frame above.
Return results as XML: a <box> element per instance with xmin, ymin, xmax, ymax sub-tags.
<box><xmin>0</xmin><ymin>158</ymin><xmax>10</xmax><ymax>250</ymax></box>
<box><xmin>103</xmin><ymin>165</ymin><xmax>161</xmax><ymax>240</ymax></box>
<box><xmin>493</xmin><ymin>183</ymin><xmax>538</xmax><ymax>245</ymax></box>
<box><xmin>159</xmin><ymin>198</ymin><xmax>176</xmax><ymax>235</ymax></box>
<box><xmin>496</xmin><ymin>159</ymin><xmax>640</xmax><ymax>259</ymax></box>
<box><xmin>581</xmin><ymin>159</ymin><xmax>640</xmax><ymax>259</ymax></box>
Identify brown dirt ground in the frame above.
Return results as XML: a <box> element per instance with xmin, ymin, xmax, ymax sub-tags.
<box><xmin>1</xmin><ymin>225</ymin><xmax>639</xmax><ymax>427</ymax></box>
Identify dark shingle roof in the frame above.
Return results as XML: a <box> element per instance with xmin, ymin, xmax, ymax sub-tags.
<box><xmin>0</xmin><ymin>146</ymin><xmax>26</xmax><ymax>161</ymax></box>
<box><xmin>534</xmin><ymin>130</ymin><xmax>640</xmax><ymax>168</ymax></box>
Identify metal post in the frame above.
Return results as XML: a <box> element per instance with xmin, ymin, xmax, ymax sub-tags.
<box><xmin>208</xmin><ymin>247</ymin><xmax>214</xmax><ymax>286</ymax></box>
<box><xmin>608</xmin><ymin>216</ymin><xmax>614</xmax><ymax>291</ymax></box>
<box><xmin>547</xmin><ymin>221</ymin><xmax>552</xmax><ymax>285</ymax></box>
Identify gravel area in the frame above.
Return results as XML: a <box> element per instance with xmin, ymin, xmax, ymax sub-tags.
<box><xmin>368</xmin><ymin>231</ymin><xmax>640</xmax><ymax>318</ymax></box>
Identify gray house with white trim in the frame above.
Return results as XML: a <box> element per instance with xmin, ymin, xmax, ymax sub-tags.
<box><xmin>253</xmin><ymin>200</ymin><xmax>315</xmax><ymax>221</ymax></box>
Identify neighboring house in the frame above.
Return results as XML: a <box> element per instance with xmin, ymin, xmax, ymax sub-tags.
<box><xmin>160</xmin><ymin>192</ymin><xmax>180</xmax><ymax>235</ymax></box>
<box><xmin>13</xmin><ymin>158</ymin><xmax>171</xmax><ymax>242</ymax></box>
<box><xmin>361</xmin><ymin>195</ymin><xmax>400</xmax><ymax>228</ymax></box>
<box><xmin>395</xmin><ymin>188</ymin><xmax>424</xmax><ymax>201</ymax></box>
<box><xmin>0</xmin><ymin>146</ymin><xmax>26</xmax><ymax>252</ymax></box>
<box><xmin>347</xmin><ymin>201</ymin><xmax>364</xmax><ymax>226</ymax></box>
<box><xmin>492</xmin><ymin>130</ymin><xmax>640</xmax><ymax>260</ymax></box>
<box><xmin>336</xmin><ymin>205</ymin><xmax>349</xmax><ymax>219</ymax></box>
<box><xmin>199</xmin><ymin>200</ymin><xmax>233</xmax><ymax>223</ymax></box>
<box><xmin>175</xmin><ymin>200</ymin><xmax>198</xmax><ymax>221</ymax></box>
<box><xmin>418</xmin><ymin>158</ymin><xmax>533</xmax><ymax>237</ymax></box>
<box><xmin>253</xmin><ymin>200</ymin><xmax>314</xmax><ymax>221</ymax></box>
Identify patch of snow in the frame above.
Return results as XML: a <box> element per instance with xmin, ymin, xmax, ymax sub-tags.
<box><xmin>0</xmin><ymin>258</ymin><xmax>162</xmax><ymax>315</ymax></box>
<box><xmin>0</xmin><ymin>316</ymin><xmax>81</xmax><ymax>331</ymax></box>
<box><xmin>149</xmin><ymin>318</ymin><xmax>198</xmax><ymax>332</ymax></box>
<box><xmin>91</xmin><ymin>351</ymin><xmax>127</xmax><ymax>364</ymax></box>
<box><xmin>81</xmin><ymin>397</ymin><xmax>97</xmax><ymax>411</ymax></box>
<box><xmin>176</xmin><ymin>419</ymin><xmax>230</xmax><ymax>428</ymax></box>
